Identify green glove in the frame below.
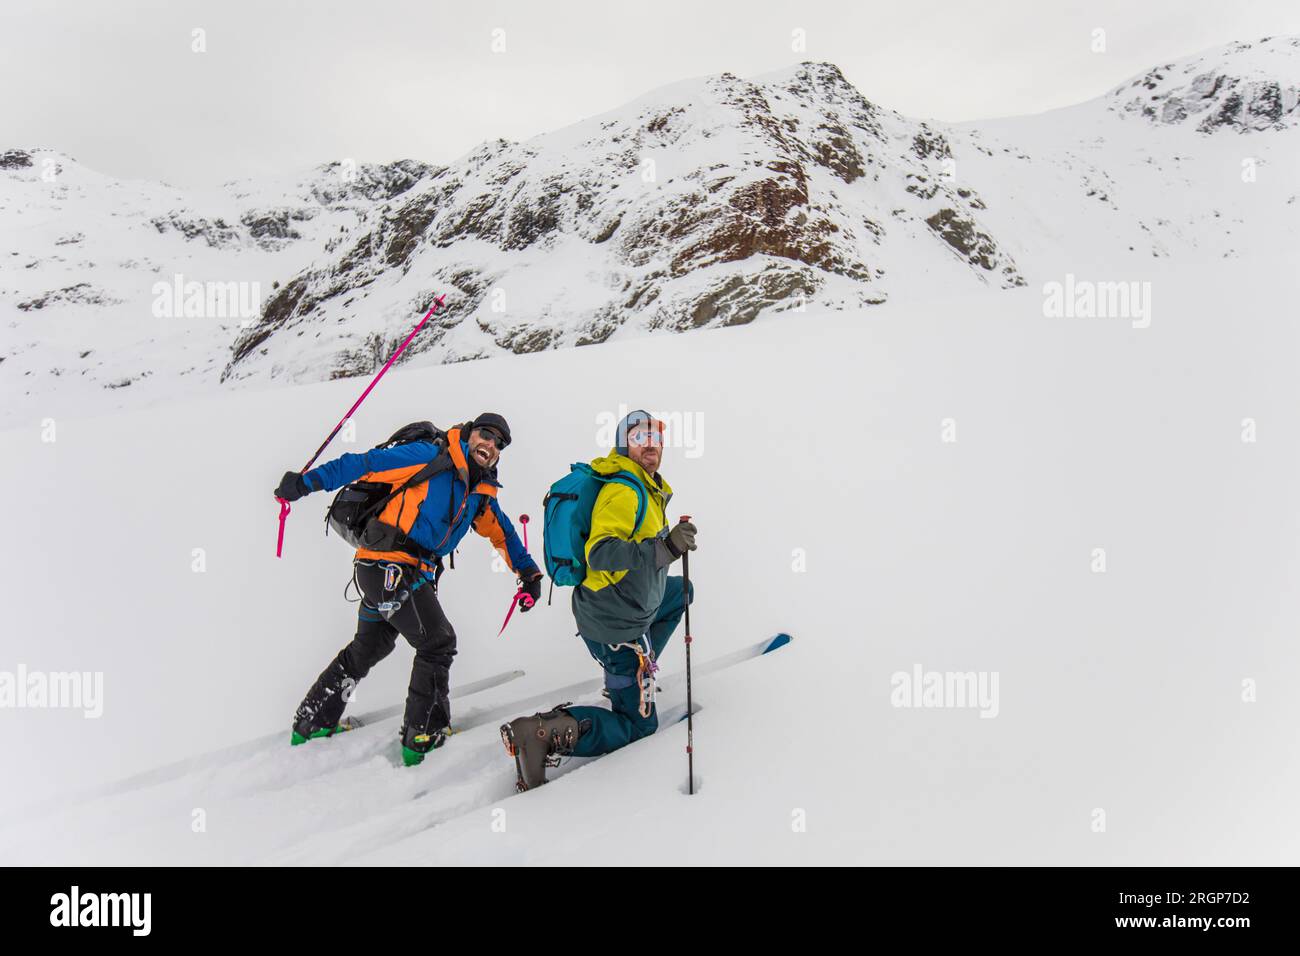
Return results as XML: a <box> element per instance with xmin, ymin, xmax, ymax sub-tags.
<box><xmin>664</xmin><ymin>521</ymin><xmax>698</xmax><ymax>560</ymax></box>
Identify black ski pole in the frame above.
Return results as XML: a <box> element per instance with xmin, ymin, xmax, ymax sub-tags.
<box><xmin>679</xmin><ymin>515</ymin><xmax>695</xmax><ymax>795</ymax></box>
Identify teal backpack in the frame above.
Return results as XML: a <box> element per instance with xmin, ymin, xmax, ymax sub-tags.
<box><xmin>542</xmin><ymin>463</ymin><xmax>648</xmax><ymax>587</ymax></box>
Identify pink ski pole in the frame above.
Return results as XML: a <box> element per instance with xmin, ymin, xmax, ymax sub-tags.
<box><xmin>496</xmin><ymin>515</ymin><xmax>533</xmax><ymax>636</ymax></box>
<box><xmin>275</xmin><ymin>294</ymin><xmax>447</xmax><ymax>557</ymax></box>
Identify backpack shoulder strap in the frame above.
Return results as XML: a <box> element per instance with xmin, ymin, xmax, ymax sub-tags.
<box><xmin>360</xmin><ymin>447</ymin><xmax>454</xmax><ymax>524</ymax></box>
<box><xmin>603</xmin><ymin>471</ymin><xmax>649</xmax><ymax>536</ymax></box>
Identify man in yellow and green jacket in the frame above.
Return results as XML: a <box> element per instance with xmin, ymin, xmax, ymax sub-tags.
<box><xmin>501</xmin><ymin>410</ymin><xmax>697</xmax><ymax>790</ymax></box>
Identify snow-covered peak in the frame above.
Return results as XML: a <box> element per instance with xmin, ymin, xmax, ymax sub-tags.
<box><xmin>220</xmin><ymin>52</ymin><xmax>1028</xmax><ymax>386</ymax></box>
<box><xmin>1</xmin><ymin>147</ymin><xmax>141</xmax><ymax>191</ymax></box>
<box><xmin>1109</xmin><ymin>35</ymin><xmax>1300</xmax><ymax>132</ymax></box>
<box><xmin>5</xmin><ymin>36</ymin><xmax>1300</xmax><ymax>426</ymax></box>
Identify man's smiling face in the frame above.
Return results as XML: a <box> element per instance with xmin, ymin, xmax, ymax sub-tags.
<box><xmin>468</xmin><ymin>427</ymin><xmax>503</xmax><ymax>468</ymax></box>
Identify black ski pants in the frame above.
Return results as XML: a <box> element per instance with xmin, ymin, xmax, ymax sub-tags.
<box><xmin>294</xmin><ymin>560</ymin><xmax>457</xmax><ymax>739</ymax></box>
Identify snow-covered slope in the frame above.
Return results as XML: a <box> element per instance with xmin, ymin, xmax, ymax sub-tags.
<box><xmin>0</xmin><ymin>149</ymin><xmax>430</xmax><ymax>417</ymax></box>
<box><xmin>6</xmin><ymin>36</ymin><xmax>1300</xmax><ymax>430</ymax></box>
<box><xmin>2</xmin><ymin>247</ymin><xmax>1297</xmax><ymax>865</ymax></box>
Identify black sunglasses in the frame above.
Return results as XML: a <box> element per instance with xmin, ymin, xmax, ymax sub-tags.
<box><xmin>477</xmin><ymin>426</ymin><xmax>506</xmax><ymax>450</ymax></box>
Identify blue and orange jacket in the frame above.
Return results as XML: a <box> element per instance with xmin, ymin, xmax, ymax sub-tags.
<box><xmin>304</xmin><ymin>427</ymin><xmax>538</xmax><ymax>579</ymax></box>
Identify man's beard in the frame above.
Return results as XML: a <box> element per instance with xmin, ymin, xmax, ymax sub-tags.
<box><xmin>468</xmin><ymin>448</ymin><xmax>496</xmax><ymax>484</ymax></box>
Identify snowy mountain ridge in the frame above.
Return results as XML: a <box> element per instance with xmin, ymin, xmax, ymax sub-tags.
<box><xmin>3</xmin><ymin>35</ymin><xmax>1299</xmax><ymax>427</ymax></box>
<box><xmin>1109</xmin><ymin>35</ymin><xmax>1300</xmax><ymax>132</ymax></box>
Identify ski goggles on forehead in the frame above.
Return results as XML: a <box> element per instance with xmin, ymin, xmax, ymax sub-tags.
<box><xmin>476</xmin><ymin>426</ymin><xmax>506</xmax><ymax>450</ymax></box>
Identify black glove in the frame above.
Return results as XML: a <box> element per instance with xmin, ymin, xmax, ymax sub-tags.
<box><xmin>664</xmin><ymin>521</ymin><xmax>698</xmax><ymax>560</ymax></box>
<box><xmin>518</xmin><ymin>571</ymin><xmax>543</xmax><ymax>611</ymax></box>
<box><xmin>274</xmin><ymin>471</ymin><xmax>310</xmax><ymax>502</ymax></box>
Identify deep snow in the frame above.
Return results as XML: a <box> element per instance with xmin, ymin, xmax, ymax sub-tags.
<box><xmin>2</xmin><ymin>251</ymin><xmax>1297</xmax><ymax>865</ymax></box>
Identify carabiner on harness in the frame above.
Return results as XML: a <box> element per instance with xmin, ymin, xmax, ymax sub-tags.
<box><xmin>376</xmin><ymin>561</ymin><xmax>411</xmax><ymax>620</ymax></box>
<box><xmin>608</xmin><ymin>637</ymin><xmax>658</xmax><ymax>718</ymax></box>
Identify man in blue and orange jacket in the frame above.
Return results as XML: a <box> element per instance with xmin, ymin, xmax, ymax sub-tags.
<box><xmin>273</xmin><ymin>412</ymin><xmax>542</xmax><ymax>766</ymax></box>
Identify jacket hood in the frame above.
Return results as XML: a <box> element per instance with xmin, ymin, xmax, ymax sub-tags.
<box><xmin>590</xmin><ymin>450</ymin><xmax>671</xmax><ymax>498</ymax></box>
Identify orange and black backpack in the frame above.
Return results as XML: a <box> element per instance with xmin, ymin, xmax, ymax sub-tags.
<box><xmin>325</xmin><ymin>421</ymin><xmax>460</xmax><ymax>555</ymax></box>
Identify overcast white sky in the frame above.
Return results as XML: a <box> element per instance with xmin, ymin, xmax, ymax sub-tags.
<box><xmin>3</xmin><ymin>0</ymin><xmax>1298</xmax><ymax>187</ymax></box>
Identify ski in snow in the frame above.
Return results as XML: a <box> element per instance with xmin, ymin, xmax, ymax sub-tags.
<box><xmin>673</xmin><ymin>633</ymin><xmax>791</xmax><ymax>723</ymax></box>
<box><xmin>501</xmin><ymin>633</ymin><xmax>794</xmax><ymax>791</ymax></box>
<box><xmin>89</xmin><ymin>668</ymin><xmax>527</xmax><ymax>799</ymax></box>
<box><xmin>447</xmin><ymin>634</ymin><xmax>794</xmax><ymax>742</ymax></box>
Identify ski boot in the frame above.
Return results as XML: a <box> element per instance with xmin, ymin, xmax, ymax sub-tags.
<box><xmin>500</xmin><ymin>706</ymin><xmax>590</xmax><ymax>792</ymax></box>
<box><xmin>291</xmin><ymin>657</ymin><xmax>358</xmax><ymax>745</ymax></box>
<box><xmin>290</xmin><ymin>716</ymin><xmax>361</xmax><ymax>746</ymax></box>
<box><xmin>401</xmin><ymin>724</ymin><xmax>448</xmax><ymax>767</ymax></box>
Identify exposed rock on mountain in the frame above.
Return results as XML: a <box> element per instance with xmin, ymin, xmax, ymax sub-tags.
<box><xmin>4</xmin><ymin>36</ymin><xmax>1298</xmax><ymax>424</ymax></box>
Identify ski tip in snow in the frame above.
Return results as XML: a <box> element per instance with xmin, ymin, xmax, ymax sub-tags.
<box><xmin>764</xmin><ymin>633</ymin><xmax>792</xmax><ymax>654</ymax></box>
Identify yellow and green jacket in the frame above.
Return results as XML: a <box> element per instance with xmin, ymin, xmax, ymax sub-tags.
<box><xmin>571</xmin><ymin>451</ymin><xmax>674</xmax><ymax>645</ymax></box>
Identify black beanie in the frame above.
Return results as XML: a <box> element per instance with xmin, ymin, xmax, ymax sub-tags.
<box><xmin>470</xmin><ymin>412</ymin><xmax>511</xmax><ymax>447</ymax></box>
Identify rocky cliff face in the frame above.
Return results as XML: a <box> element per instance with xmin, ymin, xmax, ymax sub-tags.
<box><xmin>220</xmin><ymin>61</ymin><xmax>1028</xmax><ymax>385</ymax></box>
